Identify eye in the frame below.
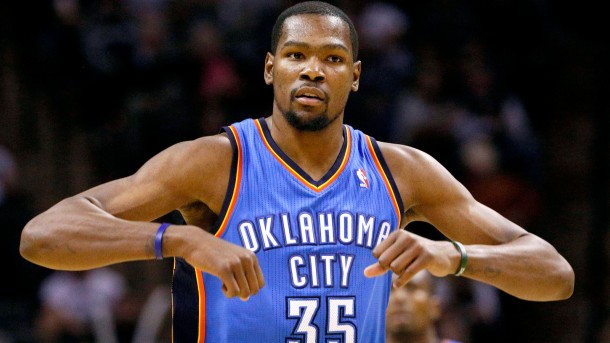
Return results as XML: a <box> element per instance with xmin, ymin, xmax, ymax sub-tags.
<box><xmin>287</xmin><ymin>52</ymin><xmax>304</xmax><ymax>59</ymax></box>
<box><xmin>327</xmin><ymin>55</ymin><xmax>343</xmax><ymax>63</ymax></box>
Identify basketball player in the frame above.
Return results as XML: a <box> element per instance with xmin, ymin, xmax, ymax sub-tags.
<box><xmin>20</xmin><ymin>2</ymin><xmax>574</xmax><ymax>342</ymax></box>
<box><xmin>386</xmin><ymin>271</ymin><xmax>460</xmax><ymax>343</ymax></box>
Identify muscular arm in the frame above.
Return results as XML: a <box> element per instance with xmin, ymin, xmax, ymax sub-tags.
<box><xmin>368</xmin><ymin>142</ymin><xmax>574</xmax><ymax>301</ymax></box>
<box><xmin>20</xmin><ymin>134</ymin><xmax>264</xmax><ymax>299</ymax></box>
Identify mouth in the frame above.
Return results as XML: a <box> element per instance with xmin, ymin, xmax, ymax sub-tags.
<box><xmin>387</xmin><ymin>310</ymin><xmax>413</xmax><ymax>318</ymax></box>
<box><xmin>294</xmin><ymin>86</ymin><xmax>326</xmax><ymax>106</ymax></box>
<box><xmin>387</xmin><ymin>309</ymin><xmax>414</xmax><ymax>321</ymax></box>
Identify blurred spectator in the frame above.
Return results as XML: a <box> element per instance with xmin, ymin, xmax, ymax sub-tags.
<box><xmin>434</xmin><ymin>138</ymin><xmax>541</xmax><ymax>343</ymax></box>
<box><xmin>435</xmin><ymin>276</ymin><xmax>504</xmax><ymax>343</ymax></box>
<box><xmin>0</xmin><ymin>146</ymin><xmax>48</xmax><ymax>342</ymax></box>
<box><xmin>389</xmin><ymin>48</ymin><xmax>451</xmax><ymax>144</ymax></box>
<box><xmin>79</xmin><ymin>0</ymin><xmax>143</xmax><ymax>182</ymax></box>
<box><xmin>389</xmin><ymin>48</ymin><xmax>468</xmax><ymax>177</ymax></box>
<box><xmin>186</xmin><ymin>19</ymin><xmax>243</xmax><ymax>135</ymax></box>
<box><xmin>77</xmin><ymin>0</ymin><xmax>138</xmax><ymax>131</ymax></box>
<box><xmin>347</xmin><ymin>2</ymin><xmax>414</xmax><ymax>140</ymax></box>
<box><xmin>390</xmin><ymin>49</ymin><xmax>535</xmax><ymax>342</ymax></box>
<box><xmin>453</xmin><ymin>41</ymin><xmax>542</xmax><ymax>183</ymax></box>
<box><xmin>386</xmin><ymin>270</ymin><xmax>461</xmax><ymax>343</ymax></box>
<box><xmin>461</xmin><ymin>138</ymin><xmax>541</xmax><ymax>228</ymax></box>
<box><xmin>35</xmin><ymin>268</ymin><xmax>126</xmax><ymax>343</ymax></box>
<box><xmin>405</xmin><ymin>0</ymin><xmax>477</xmax><ymax>57</ymax></box>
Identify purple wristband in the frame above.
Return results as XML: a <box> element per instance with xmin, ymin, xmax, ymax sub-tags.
<box><xmin>154</xmin><ymin>223</ymin><xmax>171</xmax><ymax>260</ymax></box>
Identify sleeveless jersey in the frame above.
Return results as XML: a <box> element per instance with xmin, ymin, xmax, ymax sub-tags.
<box><xmin>172</xmin><ymin>118</ymin><xmax>404</xmax><ymax>343</ymax></box>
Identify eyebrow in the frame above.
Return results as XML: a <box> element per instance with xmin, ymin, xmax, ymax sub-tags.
<box><xmin>281</xmin><ymin>40</ymin><xmax>349</xmax><ymax>53</ymax></box>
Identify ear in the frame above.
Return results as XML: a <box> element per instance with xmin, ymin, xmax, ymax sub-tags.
<box><xmin>264</xmin><ymin>52</ymin><xmax>274</xmax><ymax>85</ymax></box>
<box><xmin>351</xmin><ymin>60</ymin><xmax>362</xmax><ymax>92</ymax></box>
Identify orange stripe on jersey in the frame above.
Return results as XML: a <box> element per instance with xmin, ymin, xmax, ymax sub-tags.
<box><xmin>215</xmin><ymin>125</ymin><xmax>243</xmax><ymax>238</ymax></box>
<box><xmin>195</xmin><ymin>268</ymin><xmax>206</xmax><ymax>343</ymax></box>
<box><xmin>365</xmin><ymin>136</ymin><xmax>402</xmax><ymax>225</ymax></box>
<box><xmin>254</xmin><ymin>120</ymin><xmax>351</xmax><ymax>192</ymax></box>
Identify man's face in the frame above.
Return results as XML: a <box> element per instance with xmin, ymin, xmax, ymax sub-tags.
<box><xmin>386</xmin><ymin>272</ymin><xmax>440</xmax><ymax>335</ymax></box>
<box><xmin>265</xmin><ymin>14</ymin><xmax>361</xmax><ymax>131</ymax></box>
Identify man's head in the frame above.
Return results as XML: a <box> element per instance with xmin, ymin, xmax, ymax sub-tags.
<box><xmin>271</xmin><ymin>1</ymin><xmax>359</xmax><ymax>61</ymax></box>
<box><xmin>265</xmin><ymin>1</ymin><xmax>361</xmax><ymax>131</ymax></box>
<box><xmin>386</xmin><ymin>271</ymin><xmax>442</xmax><ymax>340</ymax></box>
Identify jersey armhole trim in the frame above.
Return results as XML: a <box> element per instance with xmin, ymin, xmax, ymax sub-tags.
<box><xmin>213</xmin><ymin>126</ymin><xmax>243</xmax><ymax>237</ymax></box>
<box><xmin>365</xmin><ymin>136</ymin><xmax>405</xmax><ymax>224</ymax></box>
<box><xmin>195</xmin><ymin>268</ymin><xmax>206</xmax><ymax>343</ymax></box>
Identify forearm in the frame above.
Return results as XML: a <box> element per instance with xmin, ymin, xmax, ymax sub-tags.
<box><xmin>461</xmin><ymin>233</ymin><xmax>574</xmax><ymax>301</ymax></box>
<box><xmin>20</xmin><ymin>196</ymin><xmax>192</xmax><ymax>270</ymax></box>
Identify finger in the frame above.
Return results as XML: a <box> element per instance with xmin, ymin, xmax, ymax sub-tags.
<box><xmin>387</xmin><ymin>244</ymin><xmax>419</xmax><ymax>275</ymax></box>
<box><xmin>233</xmin><ymin>263</ymin><xmax>252</xmax><ymax>300</ymax></box>
<box><xmin>372</xmin><ymin>231</ymin><xmax>398</xmax><ymax>258</ymax></box>
<box><xmin>393</xmin><ymin>257</ymin><xmax>428</xmax><ymax>288</ymax></box>
<box><xmin>242</xmin><ymin>255</ymin><xmax>261</xmax><ymax>296</ymax></box>
<box><xmin>376</xmin><ymin>238</ymin><xmax>409</xmax><ymax>271</ymax></box>
<box><xmin>364</xmin><ymin>262</ymin><xmax>389</xmax><ymax>278</ymax></box>
<box><xmin>254</xmin><ymin>258</ymin><xmax>266</xmax><ymax>290</ymax></box>
<box><xmin>221</xmin><ymin>276</ymin><xmax>240</xmax><ymax>299</ymax></box>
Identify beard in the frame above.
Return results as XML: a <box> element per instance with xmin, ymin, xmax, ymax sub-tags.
<box><xmin>284</xmin><ymin>109</ymin><xmax>339</xmax><ymax>131</ymax></box>
<box><xmin>277</xmin><ymin>86</ymin><xmax>342</xmax><ymax>132</ymax></box>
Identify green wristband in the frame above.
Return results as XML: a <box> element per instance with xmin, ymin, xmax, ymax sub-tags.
<box><xmin>451</xmin><ymin>240</ymin><xmax>468</xmax><ymax>277</ymax></box>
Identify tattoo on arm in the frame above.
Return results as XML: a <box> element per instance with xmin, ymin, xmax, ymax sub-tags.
<box><xmin>469</xmin><ymin>266</ymin><xmax>501</xmax><ymax>278</ymax></box>
<box><xmin>483</xmin><ymin>267</ymin><xmax>501</xmax><ymax>278</ymax></box>
<box><xmin>65</xmin><ymin>242</ymin><xmax>77</xmax><ymax>254</ymax></box>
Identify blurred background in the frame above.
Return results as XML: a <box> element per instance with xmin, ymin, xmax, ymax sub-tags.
<box><xmin>0</xmin><ymin>0</ymin><xmax>606</xmax><ymax>342</ymax></box>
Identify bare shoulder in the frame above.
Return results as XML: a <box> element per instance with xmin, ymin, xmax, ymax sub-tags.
<box><xmin>159</xmin><ymin>133</ymin><xmax>232</xmax><ymax>197</ymax></box>
<box><xmin>73</xmin><ymin>133</ymin><xmax>234</xmax><ymax>223</ymax></box>
<box><xmin>133</xmin><ymin>133</ymin><xmax>232</xmax><ymax>181</ymax></box>
<box><xmin>122</xmin><ymin>132</ymin><xmax>234</xmax><ymax>214</ymax></box>
<box><xmin>375</xmin><ymin>141</ymin><xmax>446</xmax><ymax>184</ymax></box>
<box><xmin>160</xmin><ymin>133</ymin><xmax>231</xmax><ymax>162</ymax></box>
<box><xmin>375</xmin><ymin>141</ymin><xmax>435</xmax><ymax>168</ymax></box>
<box><xmin>375</xmin><ymin>141</ymin><xmax>469</xmax><ymax>211</ymax></box>
<box><xmin>170</xmin><ymin>133</ymin><xmax>233</xmax><ymax>172</ymax></box>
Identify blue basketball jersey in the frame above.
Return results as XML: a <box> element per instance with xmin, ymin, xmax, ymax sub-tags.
<box><xmin>172</xmin><ymin>118</ymin><xmax>404</xmax><ymax>342</ymax></box>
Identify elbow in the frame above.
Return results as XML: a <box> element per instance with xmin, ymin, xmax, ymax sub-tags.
<box><xmin>20</xmin><ymin>216</ymin><xmax>52</xmax><ymax>266</ymax></box>
<box><xmin>520</xmin><ymin>260</ymin><xmax>574</xmax><ymax>302</ymax></box>
<box><xmin>555</xmin><ymin>262</ymin><xmax>575</xmax><ymax>300</ymax></box>
<box><xmin>538</xmin><ymin>258</ymin><xmax>574</xmax><ymax>301</ymax></box>
<box><xmin>20</xmin><ymin>196</ymin><xmax>97</xmax><ymax>270</ymax></box>
<box><xmin>20</xmin><ymin>219</ymin><xmax>41</xmax><ymax>263</ymax></box>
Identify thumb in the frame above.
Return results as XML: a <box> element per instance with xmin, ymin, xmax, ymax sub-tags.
<box><xmin>364</xmin><ymin>262</ymin><xmax>389</xmax><ymax>278</ymax></box>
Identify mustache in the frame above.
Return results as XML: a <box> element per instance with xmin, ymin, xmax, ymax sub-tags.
<box><xmin>290</xmin><ymin>84</ymin><xmax>329</xmax><ymax>102</ymax></box>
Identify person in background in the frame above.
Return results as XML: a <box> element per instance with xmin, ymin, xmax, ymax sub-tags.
<box><xmin>387</xmin><ymin>270</ymin><xmax>461</xmax><ymax>343</ymax></box>
<box><xmin>34</xmin><ymin>268</ymin><xmax>126</xmax><ymax>343</ymax></box>
<box><xmin>0</xmin><ymin>145</ymin><xmax>48</xmax><ymax>342</ymax></box>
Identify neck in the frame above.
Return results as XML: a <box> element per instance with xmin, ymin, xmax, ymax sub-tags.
<box><xmin>267</xmin><ymin>111</ymin><xmax>344</xmax><ymax>181</ymax></box>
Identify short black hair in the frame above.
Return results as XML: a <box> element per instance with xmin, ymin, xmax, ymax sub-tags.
<box><xmin>271</xmin><ymin>1</ymin><xmax>359</xmax><ymax>60</ymax></box>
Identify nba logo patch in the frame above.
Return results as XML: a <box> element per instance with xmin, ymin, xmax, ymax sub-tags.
<box><xmin>356</xmin><ymin>168</ymin><xmax>369</xmax><ymax>188</ymax></box>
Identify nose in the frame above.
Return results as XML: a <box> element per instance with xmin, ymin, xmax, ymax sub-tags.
<box><xmin>300</xmin><ymin>58</ymin><xmax>325</xmax><ymax>82</ymax></box>
<box><xmin>390</xmin><ymin>287</ymin><xmax>410</xmax><ymax>305</ymax></box>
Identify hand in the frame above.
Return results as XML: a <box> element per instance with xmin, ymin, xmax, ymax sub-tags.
<box><xmin>184</xmin><ymin>230</ymin><xmax>265</xmax><ymax>301</ymax></box>
<box><xmin>363</xmin><ymin>230</ymin><xmax>458</xmax><ymax>288</ymax></box>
